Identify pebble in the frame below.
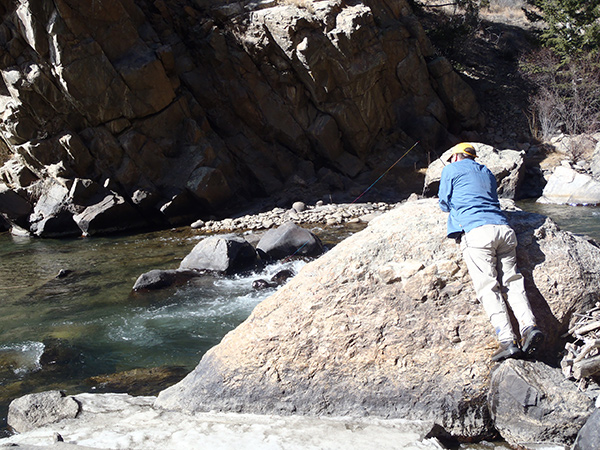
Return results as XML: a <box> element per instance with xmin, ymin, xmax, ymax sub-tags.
<box><xmin>193</xmin><ymin>201</ymin><xmax>403</xmax><ymax>233</ymax></box>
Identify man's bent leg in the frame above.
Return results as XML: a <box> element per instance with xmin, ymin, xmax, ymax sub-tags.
<box><xmin>495</xmin><ymin>226</ymin><xmax>537</xmax><ymax>334</ymax></box>
<box><xmin>461</xmin><ymin>226</ymin><xmax>516</xmax><ymax>342</ymax></box>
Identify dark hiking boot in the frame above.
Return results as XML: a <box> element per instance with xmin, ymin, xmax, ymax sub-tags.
<box><xmin>492</xmin><ymin>340</ymin><xmax>523</xmax><ymax>362</ymax></box>
<box><xmin>521</xmin><ymin>326</ymin><xmax>544</xmax><ymax>357</ymax></box>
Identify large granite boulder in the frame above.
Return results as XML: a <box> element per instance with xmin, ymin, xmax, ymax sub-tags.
<box><xmin>0</xmin><ymin>0</ymin><xmax>482</xmax><ymax>236</ymax></box>
<box><xmin>538</xmin><ymin>165</ymin><xmax>600</xmax><ymax>205</ymax></box>
<box><xmin>423</xmin><ymin>143</ymin><xmax>526</xmax><ymax>198</ymax></box>
<box><xmin>155</xmin><ymin>199</ymin><xmax>600</xmax><ymax>443</ymax></box>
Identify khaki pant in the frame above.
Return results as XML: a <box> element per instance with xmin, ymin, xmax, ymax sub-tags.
<box><xmin>460</xmin><ymin>224</ymin><xmax>537</xmax><ymax>342</ymax></box>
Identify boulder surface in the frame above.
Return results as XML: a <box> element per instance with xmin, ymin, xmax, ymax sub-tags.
<box><xmin>155</xmin><ymin>199</ymin><xmax>600</xmax><ymax>442</ymax></box>
<box><xmin>423</xmin><ymin>143</ymin><xmax>525</xmax><ymax>198</ymax></box>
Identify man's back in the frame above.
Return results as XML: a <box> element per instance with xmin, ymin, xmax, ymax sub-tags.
<box><xmin>438</xmin><ymin>158</ymin><xmax>508</xmax><ymax>237</ymax></box>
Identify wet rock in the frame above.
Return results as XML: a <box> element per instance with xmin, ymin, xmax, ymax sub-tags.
<box><xmin>39</xmin><ymin>339</ymin><xmax>84</xmax><ymax>373</ymax></box>
<box><xmin>56</xmin><ymin>269</ymin><xmax>73</xmax><ymax>278</ymax></box>
<box><xmin>271</xmin><ymin>269</ymin><xmax>294</xmax><ymax>285</ymax></box>
<box><xmin>423</xmin><ymin>143</ymin><xmax>525</xmax><ymax>198</ymax></box>
<box><xmin>256</xmin><ymin>222</ymin><xmax>324</xmax><ymax>260</ymax></box>
<box><xmin>7</xmin><ymin>390</ymin><xmax>80</xmax><ymax>433</ymax></box>
<box><xmin>155</xmin><ymin>199</ymin><xmax>600</xmax><ymax>443</ymax></box>
<box><xmin>132</xmin><ymin>269</ymin><xmax>202</xmax><ymax>291</ymax></box>
<box><xmin>85</xmin><ymin>366</ymin><xmax>189</xmax><ymax>396</ymax></box>
<box><xmin>489</xmin><ymin>359</ymin><xmax>593</xmax><ymax>447</ymax></box>
<box><xmin>252</xmin><ymin>279</ymin><xmax>274</xmax><ymax>290</ymax></box>
<box><xmin>179</xmin><ymin>235</ymin><xmax>257</xmax><ymax>274</ymax></box>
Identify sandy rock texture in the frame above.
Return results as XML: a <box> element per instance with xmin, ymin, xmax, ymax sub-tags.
<box><xmin>155</xmin><ymin>198</ymin><xmax>600</xmax><ymax>442</ymax></box>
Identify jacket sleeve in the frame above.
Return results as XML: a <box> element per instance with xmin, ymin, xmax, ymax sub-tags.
<box><xmin>438</xmin><ymin>168</ymin><xmax>451</xmax><ymax>212</ymax></box>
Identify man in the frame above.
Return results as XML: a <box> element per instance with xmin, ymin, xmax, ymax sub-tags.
<box><xmin>438</xmin><ymin>142</ymin><xmax>544</xmax><ymax>362</ymax></box>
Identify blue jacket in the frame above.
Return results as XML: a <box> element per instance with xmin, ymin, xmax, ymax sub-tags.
<box><xmin>438</xmin><ymin>158</ymin><xmax>508</xmax><ymax>238</ymax></box>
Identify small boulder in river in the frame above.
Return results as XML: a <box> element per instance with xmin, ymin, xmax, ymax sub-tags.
<box><xmin>155</xmin><ymin>199</ymin><xmax>600</xmax><ymax>445</ymax></box>
<box><xmin>132</xmin><ymin>269</ymin><xmax>202</xmax><ymax>291</ymax></box>
<box><xmin>179</xmin><ymin>235</ymin><xmax>257</xmax><ymax>274</ymax></box>
<box><xmin>256</xmin><ymin>222</ymin><xmax>324</xmax><ymax>260</ymax></box>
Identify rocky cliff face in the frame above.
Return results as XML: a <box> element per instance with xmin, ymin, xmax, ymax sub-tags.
<box><xmin>155</xmin><ymin>199</ymin><xmax>600</xmax><ymax>442</ymax></box>
<box><xmin>0</xmin><ymin>0</ymin><xmax>481</xmax><ymax>236</ymax></box>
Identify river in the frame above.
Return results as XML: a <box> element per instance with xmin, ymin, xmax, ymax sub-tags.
<box><xmin>0</xmin><ymin>201</ymin><xmax>599</xmax><ymax>440</ymax></box>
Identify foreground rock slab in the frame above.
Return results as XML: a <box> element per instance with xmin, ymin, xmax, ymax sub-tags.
<box><xmin>489</xmin><ymin>359</ymin><xmax>593</xmax><ymax>447</ymax></box>
<box><xmin>2</xmin><ymin>393</ymin><xmax>445</xmax><ymax>450</ymax></box>
<box><xmin>155</xmin><ymin>198</ymin><xmax>600</xmax><ymax>442</ymax></box>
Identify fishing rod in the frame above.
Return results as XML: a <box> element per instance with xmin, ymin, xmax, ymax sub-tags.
<box><xmin>279</xmin><ymin>141</ymin><xmax>420</xmax><ymax>262</ymax></box>
<box><xmin>350</xmin><ymin>141</ymin><xmax>420</xmax><ymax>204</ymax></box>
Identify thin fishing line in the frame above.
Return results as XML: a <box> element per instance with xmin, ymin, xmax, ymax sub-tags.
<box><xmin>350</xmin><ymin>141</ymin><xmax>419</xmax><ymax>204</ymax></box>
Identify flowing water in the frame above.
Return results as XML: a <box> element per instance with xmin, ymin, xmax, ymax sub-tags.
<box><xmin>0</xmin><ymin>202</ymin><xmax>599</xmax><ymax>441</ymax></box>
<box><xmin>0</xmin><ymin>225</ymin><xmax>358</xmax><ymax>436</ymax></box>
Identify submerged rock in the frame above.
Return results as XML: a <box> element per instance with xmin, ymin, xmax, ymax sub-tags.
<box><xmin>155</xmin><ymin>199</ymin><xmax>600</xmax><ymax>443</ymax></box>
<box><xmin>85</xmin><ymin>366</ymin><xmax>189</xmax><ymax>396</ymax></box>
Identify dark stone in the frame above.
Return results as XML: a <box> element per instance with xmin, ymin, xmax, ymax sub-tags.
<box><xmin>271</xmin><ymin>269</ymin><xmax>294</xmax><ymax>285</ymax></box>
<box><xmin>488</xmin><ymin>359</ymin><xmax>594</xmax><ymax>447</ymax></box>
<box><xmin>132</xmin><ymin>269</ymin><xmax>201</xmax><ymax>291</ymax></box>
<box><xmin>179</xmin><ymin>235</ymin><xmax>257</xmax><ymax>274</ymax></box>
<box><xmin>56</xmin><ymin>269</ymin><xmax>73</xmax><ymax>278</ymax></box>
<box><xmin>0</xmin><ymin>184</ymin><xmax>32</xmax><ymax>228</ymax></box>
<box><xmin>257</xmin><ymin>222</ymin><xmax>324</xmax><ymax>260</ymax></box>
<box><xmin>73</xmin><ymin>194</ymin><xmax>146</xmax><ymax>236</ymax></box>
<box><xmin>252</xmin><ymin>279</ymin><xmax>273</xmax><ymax>290</ymax></box>
<box><xmin>85</xmin><ymin>366</ymin><xmax>189</xmax><ymax>396</ymax></box>
<box><xmin>574</xmin><ymin>409</ymin><xmax>600</xmax><ymax>450</ymax></box>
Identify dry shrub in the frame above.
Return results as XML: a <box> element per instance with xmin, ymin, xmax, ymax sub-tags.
<box><xmin>278</xmin><ymin>0</ymin><xmax>315</xmax><ymax>12</ymax></box>
<box><xmin>521</xmin><ymin>49</ymin><xmax>600</xmax><ymax>141</ymax></box>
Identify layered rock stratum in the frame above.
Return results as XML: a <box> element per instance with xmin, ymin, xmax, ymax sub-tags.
<box><xmin>0</xmin><ymin>0</ymin><xmax>482</xmax><ymax>236</ymax></box>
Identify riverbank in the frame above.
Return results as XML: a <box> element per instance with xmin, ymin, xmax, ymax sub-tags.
<box><xmin>1</xmin><ymin>393</ymin><xmax>451</xmax><ymax>449</ymax></box>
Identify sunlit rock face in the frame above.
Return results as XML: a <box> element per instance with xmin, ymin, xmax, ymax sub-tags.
<box><xmin>155</xmin><ymin>199</ymin><xmax>600</xmax><ymax>442</ymax></box>
<box><xmin>0</xmin><ymin>0</ymin><xmax>482</xmax><ymax>236</ymax></box>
